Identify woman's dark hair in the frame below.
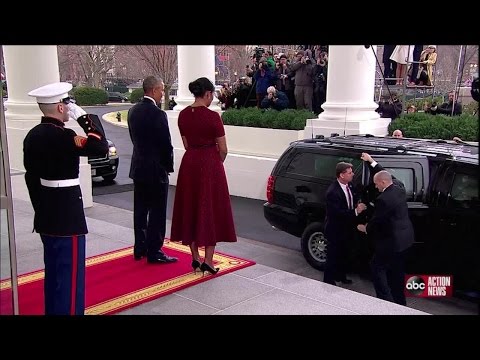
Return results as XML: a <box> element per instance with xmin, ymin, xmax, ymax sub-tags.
<box><xmin>188</xmin><ymin>77</ymin><xmax>215</xmax><ymax>98</ymax></box>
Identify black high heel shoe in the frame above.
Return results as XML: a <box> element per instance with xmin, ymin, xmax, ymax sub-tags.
<box><xmin>191</xmin><ymin>260</ymin><xmax>201</xmax><ymax>273</ymax></box>
<box><xmin>200</xmin><ymin>262</ymin><xmax>219</xmax><ymax>276</ymax></box>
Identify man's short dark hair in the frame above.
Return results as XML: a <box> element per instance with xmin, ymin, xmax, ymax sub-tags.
<box><xmin>336</xmin><ymin>162</ymin><xmax>353</xmax><ymax>178</ymax></box>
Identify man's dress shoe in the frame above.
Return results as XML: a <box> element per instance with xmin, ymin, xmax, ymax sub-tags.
<box><xmin>134</xmin><ymin>251</ymin><xmax>147</xmax><ymax>261</ymax></box>
<box><xmin>147</xmin><ymin>252</ymin><xmax>178</xmax><ymax>264</ymax></box>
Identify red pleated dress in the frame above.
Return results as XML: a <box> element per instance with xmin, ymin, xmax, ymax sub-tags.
<box><xmin>170</xmin><ymin>106</ymin><xmax>237</xmax><ymax>247</ymax></box>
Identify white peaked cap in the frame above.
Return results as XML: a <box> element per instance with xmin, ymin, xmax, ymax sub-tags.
<box><xmin>28</xmin><ymin>82</ymin><xmax>73</xmax><ymax>104</ymax></box>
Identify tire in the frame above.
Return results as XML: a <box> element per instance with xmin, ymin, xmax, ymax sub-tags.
<box><xmin>102</xmin><ymin>174</ymin><xmax>116</xmax><ymax>182</ymax></box>
<box><xmin>301</xmin><ymin>222</ymin><xmax>328</xmax><ymax>271</ymax></box>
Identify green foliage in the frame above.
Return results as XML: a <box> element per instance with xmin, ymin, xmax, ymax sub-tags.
<box><xmin>462</xmin><ymin>101</ymin><xmax>479</xmax><ymax>116</ymax></box>
<box><xmin>130</xmin><ymin>89</ymin><xmax>144</xmax><ymax>103</ymax></box>
<box><xmin>72</xmin><ymin>87</ymin><xmax>108</xmax><ymax>106</ymax></box>
<box><xmin>221</xmin><ymin>108</ymin><xmax>315</xmax><ymax>130</ymax></box>
<box><xmin>389</xmin><ymin>113</ymin><xmax>479</xmax><ymax>142</ymax></box>
<box><xmin>404</xmin><ymin>96</ymin><xmax>445</xmax><ymax>110</ymax></box>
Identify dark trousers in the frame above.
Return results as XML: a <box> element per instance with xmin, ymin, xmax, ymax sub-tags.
<box><xmin>41</xmin><ymin>234</ymin><xmax>86</xmax><ymax>315</ymax></box>
<box><xmin>133</xmin><ymin>180</ymin><xmax>168</xmax><ymax>257</ymax></box>
<box><xmin>370</xmin><ymin>250</ymin><xmax>407</xmax><ymax>306</ymax></box>
<box><xmin>383</xmin><ymin>60</ymin><xmax>397</xmax><ymax>85</ymax></box>
<box><xmin>323</xmin><ymin>235</ymin><xmax>349</xmax><ymax>284</ymax></box>
<box><xmin>409</xmin><ymin>45</ymin><xmax>423</xmax><ymax>83</ymax></box>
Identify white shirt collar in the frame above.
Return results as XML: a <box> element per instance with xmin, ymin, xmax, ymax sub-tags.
<box><xmin>144</xmin><ymin>95</ymin><xmax>157</xmax><ymax>105</ymax></box>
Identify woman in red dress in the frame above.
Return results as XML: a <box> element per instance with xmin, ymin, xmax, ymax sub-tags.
<box><xmin>170</xmin><ymin>77</ymin><xmax>237</xmax><ymax>275</ymax></box>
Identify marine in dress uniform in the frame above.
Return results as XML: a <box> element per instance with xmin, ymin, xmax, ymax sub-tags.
<box><xmin>24</xmin><ymin>82</ymin><xmax>108</xmax><ymax>315</ymax></box>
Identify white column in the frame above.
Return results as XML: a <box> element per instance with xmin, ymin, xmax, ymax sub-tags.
<box><xmin>3</xmin><ymin>45</ymin><xmax>93</xmax><ymax>207</ymax></box>
<box><xmin>173</xmin><ymin>45</ymin><xmax>221</xmax><ymax>112</ymax></box>
<box><xmin>304</xmin><ymin>45</ymin><xmax>390</xmax><ymax>138</ymax></box>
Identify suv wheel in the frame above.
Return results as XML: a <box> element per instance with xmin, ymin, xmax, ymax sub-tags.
<box><xmin>301</xmin><ymin>222</ymin><xmax>328</xmax><ymax>271</ymax></box>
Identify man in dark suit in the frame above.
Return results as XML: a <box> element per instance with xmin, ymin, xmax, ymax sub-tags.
<box><xmin>128</xmin><ymin>76</ymin><xmax>177</xmax><ymax>264</ymax></box>
<box><xmin>357</xmin><ymin>153</ymin><xmax>414</xmax><ymax>306</ymax></box>
<box><xmin>323</xmin><ymin>162</ymin><xmax>367</xmax><ymax>285</ymax></box>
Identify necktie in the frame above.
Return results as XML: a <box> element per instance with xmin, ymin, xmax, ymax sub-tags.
<box><xmin>346</xmin><ymin>186</ymin><xmax>353</xmax><ymax>210</ymax></box>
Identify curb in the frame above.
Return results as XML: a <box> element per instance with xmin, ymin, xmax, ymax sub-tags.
<box><xmin>102</xmin><ymin>111</ymin><xmax>128</xmax><ymax>128</ymax></box>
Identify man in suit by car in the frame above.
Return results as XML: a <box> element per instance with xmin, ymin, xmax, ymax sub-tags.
<box><xmin>323</xmin><ymin>162</ymin><xmax>367</xmax><ymax>285</ymax></box>
<box><xmin>357</xmin><ymin>153</ymin><xmax>414</xmax><ymax>306</ymax></box>
<box><xmin>128</xmin><ymin>76</ymin><xmax>177</xmax><ymax>264</ymax></box>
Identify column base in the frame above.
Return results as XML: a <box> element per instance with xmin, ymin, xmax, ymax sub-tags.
<box><xmin>304</xmin><ymin>117</ymin><xmax>392</xmax><ymax>138</ymax></box>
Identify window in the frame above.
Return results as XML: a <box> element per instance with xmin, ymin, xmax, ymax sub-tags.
<box><xmin>385</xmin><ymin>167</ymin><xmax>415</xmax><ymax>199</ymax></box>
<box><xmin>286</xmin><ymin>152</ymin><xmax>362</xmax><ymax>179</ymax></box>
<box><xmin>451</xmin><ymin>173</ymin><xmax>479</xmax><ymax>203</ymax></box>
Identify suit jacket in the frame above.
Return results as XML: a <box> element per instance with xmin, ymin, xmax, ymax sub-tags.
<box><xmin>128</xmin><ymin>98</ymin><xmax>174</xmax><ymax>183</ymax></box>
<box><xmin>366</xmin><ymin>184</ymin><xmax>414</xmax><ymax>262</ymax></box>
<box><xmin>324</xmin><ymin>180</ymin><xmax>359</xmax><ymax>244</ymax></box>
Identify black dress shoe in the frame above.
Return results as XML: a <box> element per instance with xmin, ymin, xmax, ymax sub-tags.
<box><xmin>147</xmin><ymin>253</ymin><xmax>178</xmax><ymax>264</ymax></box>
<box><xmin>133</xmin><ymin>251</ymin><xmax>147</xmax><ymax>261</ymax></box>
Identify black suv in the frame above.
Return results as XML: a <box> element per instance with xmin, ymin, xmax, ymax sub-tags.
<box><xmin>88</xmin><ymin>139</ymin><xmax>119</xmax><ymax>182</ymax></box>
<box><xmin>264</xmin><ymin>135</ymin><xmax>479</xmax><ymax>294</ymax></box>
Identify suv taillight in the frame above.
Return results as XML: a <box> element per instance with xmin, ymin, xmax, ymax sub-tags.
<box><xmin>266</xmin><ymin>175</ymin><xmax>275</xmax><ymax>203</ymax></box>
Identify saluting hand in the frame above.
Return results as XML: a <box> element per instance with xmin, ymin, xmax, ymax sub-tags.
<box><xmin>67</xmin><ymin>102</ymin><xmax>87</xmax><ymax>121</ymax></box>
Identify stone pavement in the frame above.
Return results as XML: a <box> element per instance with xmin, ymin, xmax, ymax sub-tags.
<box><xmin>4</xmin><ymin>173</ymin><xmax>429</xmax><ymax>315</ymax></box>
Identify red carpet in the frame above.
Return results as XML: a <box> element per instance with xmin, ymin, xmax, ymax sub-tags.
<box><xmin>0</xmin><ymin>240</ymin><xmax>255</xmax><ymax>315</ymax></box>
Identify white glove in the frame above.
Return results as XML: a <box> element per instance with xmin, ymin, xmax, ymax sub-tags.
<box><xmin>67</xmin><ymin>102</ymin><xmax>87</xmax><ymax>121</ymax></box>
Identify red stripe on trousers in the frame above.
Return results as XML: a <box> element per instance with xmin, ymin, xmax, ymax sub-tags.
<box><xmin>70</xmin><ymin>235</ymin><xmax>78</xmax><ymax>315</ymax></box>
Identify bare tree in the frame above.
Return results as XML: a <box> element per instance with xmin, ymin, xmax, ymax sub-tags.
<box><xmin>58</xmin><ymin>45</ymin><xmax>116</xmax><ymax>88</ymax></box>
<box><xmin>127</xmin><ymin>46</ymin><xmax>177</xmax><ymax>110</ymax></box>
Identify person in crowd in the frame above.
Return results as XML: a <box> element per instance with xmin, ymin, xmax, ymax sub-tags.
<box><xmin>406</xmin><ymin>105</ymin><xmax>416</xmax><ymax>113</ymax></box>
<box><xmin>323</xmin><ymin>162</ymin><xmax>367</xmax><ymax>285</ymax></box>
<box><xmin>260</xmin><ymin>86</ymin><xmax>289</xmax><ymax>111</ymax></box>
<box><xmin>390</xmin><ymin>45</ymin><xmax>414</xmax><ymax>85</ymax></box>
<box><xmin>275</xmin><ymin>54</ymin><xmax>295</xmax><ymax>109</ymax></box>
<box><xmin>313</xmin><ymin>51</ymin><xmax>328</xmax><ymax>114</ymax></box>
<box><xmin>426</xmin><ymin>91</ymin><xmax>462</xmax><ymax>116</ymax></box>
<box><xmin>382</xmin><ymin>45</ymin><xmax>397</xmax><ymax>85</ymax></box>
<box><xmin>170</xmin><ymin>77</ymin><xmax>237</xmax><ymax>275</ymax></box>
<box><xmin>24</xmin><ymin>82</ymin><xmax>109</xmax><ymax>315</ymax></box>
<box><xmin>357</xmin><ymin>153</ymin><xmax>414</xmax><ymax>306</ymax></box>
<box><xmin>253</xmin><ymin>57</ymin><xmax>275</xmax><ymax>108</ymax></box>
<box><xmin>290</xmin><ymin>50</ymin><xmax>315</xmax><ymax>111</ymax></box>
<box><xmin>168</xmin><ymin>97</ymin><xmax>177</xmax><ymax>110</ymax></box>
<box><xmin>414</xmin><ymin>45</ymin><xmax>437</xmax><ymax>86</ymax></box>
<box><xmin>376</xmin><ymin>92</ymin><xmax>403</xmax><ymax>120</ymax></box>
<box><xmin>408</xmin><ymin>45</ymin><xmax>424</xmax><ymax>85</ymax></box>
<box><xmin>127</xmin><ymin>76</ymin><xmax>177</xmax><ymax>264</ymax></box>
<box><xmin>392</xmin><ymin>129</ymin><xmax>403</xmax><ymax>138</ymax></box>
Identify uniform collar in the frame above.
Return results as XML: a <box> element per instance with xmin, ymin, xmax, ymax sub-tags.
<box><xmin>41</xmin><ymin>116</ymin><xmax>65</xmax><ymax>127</ymax></box>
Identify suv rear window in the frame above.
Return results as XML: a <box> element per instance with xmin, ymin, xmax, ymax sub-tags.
<box><xmin>384</xmin><ymin>167</ymin><xmax>415</xmax><ymax>198</ymax></box>
<box><xmin>286</xmin><ymin>153</ymin><xmax>362</xmax><ymax>179</ymax></box>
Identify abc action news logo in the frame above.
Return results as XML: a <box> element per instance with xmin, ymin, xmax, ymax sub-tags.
<box><xmin>405</xmin><ymin>275</ymin><xmax>453</xmax><ymax>297</ymax></box>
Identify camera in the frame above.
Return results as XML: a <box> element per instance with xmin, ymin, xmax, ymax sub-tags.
<box><xmin>253</xmin><ymin>47</ymin><xmax>265</xmax><ymax>63</ymax></box>
<box><xmin>305</xmin><ymin>57</ymin><xmax>312</xmax><ymax>64</ymax></box>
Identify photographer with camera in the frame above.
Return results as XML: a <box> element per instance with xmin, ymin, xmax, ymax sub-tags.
<box><xmin>275</xmin><ymin>54</ymin><xmax>295</xmax><ymax>109</ymax></box>
<box><xmin>290</xmin><ymin>50</ymin><xmax>315</xmax><ymax>111</ymax></box>
<box><xmin>313</xmin><ymin>51</ymin><xmax>328</xmax><ymax>114</ymax></box>
<box><xmin>260</xmin><ymin>86</ymin><xmax>289</xmax><ymax>111</ymax></box>
<box><xmin>376</xmin><ymin>91</ymin><xmax>402</xmax><ymax>120</ymax></box>
<box><xmin>253</xmin><ymin>56</ymin><xmax>276</xmax><ymax>108</ymax></box>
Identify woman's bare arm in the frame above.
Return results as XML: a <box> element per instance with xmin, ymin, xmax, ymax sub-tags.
<box><xmin>216</xmin><ymin>135</ymin><xmax>228</xmax><ymax>162</ymax></box>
